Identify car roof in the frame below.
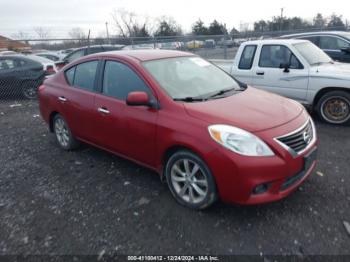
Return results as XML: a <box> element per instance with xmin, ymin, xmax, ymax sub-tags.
<box><xmin>26</xmin><ymin>54</ymin><xmax>54</xmax><ymax>63</ymax></box>
<box><xmin>0</xmin><ymin>55</ymin><xmax>41</xmax><ymax>64</ymax></box>
<box><xmin>36</xmin><ymin>52</ymin><xmax>59</xmax><ymax>56</ymax></box>
<box><xmin>89</xmin><ymin>49</ymin><xmax>194</xmax><ymax>62</ymax></box>
<box><xmin>242</xmin><ymin>39</ymin><xmax>309</xmax><ymax>45</ymax></box>
<box><xmin>75</xmin><ymin>44</ymin><xmax>125</xmax><ymax>51</ymax></box>
<box><xmin>281</xmin><ymin>31</ymin><xmax>350</xmax><ymax>38</ymax></box>
<box><xmin>0</xmin><ymin>54</ymin><xmax>27</xmax><ymax>59</ymax></box>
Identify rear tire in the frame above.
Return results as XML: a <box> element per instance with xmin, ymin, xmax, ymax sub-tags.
<box><xmin>165</xmin><ymin>150</ymin><xmax>218</xmax><ymax>210</ymax></box>
<box><xmin>316</xmin><ymin>91</ymin><xmax>350</xmax><ymax>125</ymax></box>
<box><xmin>21</xmin><ymin>81</ymin><xmax>38</xmax><ymax>99</ymax></box>
<box><xmin>53</xmin><ymin>114</ymin><xmax>80</xmax><ymax>150</ymax></box>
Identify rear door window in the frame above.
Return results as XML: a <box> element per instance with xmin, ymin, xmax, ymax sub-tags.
<box><xmin>238</xmin><ymin>45</ymin><xmax>257</xmax><ymax>70</ymax></box>
<box><xmin>319</xmin><ymin>36</ymin><xmax>350</xmax><ymax>50</ymax></box>
<box><xmin>299</xmin><ymin>36</ymin><xmax>320</xmax><ymax>46</ymax></box>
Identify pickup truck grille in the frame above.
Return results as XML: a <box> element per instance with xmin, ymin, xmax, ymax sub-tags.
<box><xmin>277</xmin><ymin>120</ymin><xmax>314</xmax><ymax>155</ymax></box>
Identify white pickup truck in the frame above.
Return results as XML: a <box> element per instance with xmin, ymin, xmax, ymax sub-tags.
<box><xmin>212</xmin><ymin>39</ymin><xmax>350</xmax><ymax>125</ymax></box>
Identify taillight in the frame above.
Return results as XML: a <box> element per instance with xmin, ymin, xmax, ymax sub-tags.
<box><xmin>38</xmin><ymin>85</ymin><xmax>45</xmax><ymax>92</ymax></box>
<box><xmin>55</xmin><ymin>63</ymin><xmax>65</xmax><ymax>70</ymax></box>
<box><xmin>46</xmin><ymin>66</ymin><xmax>56</xmax><ymax>75</ymax></box>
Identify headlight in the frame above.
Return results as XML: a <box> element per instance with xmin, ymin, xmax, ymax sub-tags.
<box><xmin>208</xmin><ymin>125</ymin><xmax>274</xmax><ymax>156</ymax></box>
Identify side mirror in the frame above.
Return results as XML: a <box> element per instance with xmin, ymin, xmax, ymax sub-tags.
<box><xmin>341</xmin><ymin>47</ymin><xmax>350</xmax><ymax>54</ymax></box>
<box><xmin>126</xmin><ymin>91</ymin><xmax>151</xmax><ymax>107</ymax></box>
<box><xmin>279</xmin><ymin>63</ymin><xmax>290</xmax><ymax>73</ymax></box>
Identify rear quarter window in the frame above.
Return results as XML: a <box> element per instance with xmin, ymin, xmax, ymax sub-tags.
<box><xmin>65</xmin><ymin>66</ymin><xmax>76</xmax><ymax>85</ymax></box>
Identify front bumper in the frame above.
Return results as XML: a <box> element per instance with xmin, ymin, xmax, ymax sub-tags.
<box><xmin>205</xmin><ymin>111</ymin><xmax>318</xmax><ymax>205</ymax></box>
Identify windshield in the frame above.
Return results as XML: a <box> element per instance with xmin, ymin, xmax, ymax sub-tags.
<box><xmin>142</xmin><ymin>56</ymin><xmax>241</xmax><ymax>100</ymax></box>
<box><xmin>293</xmin><ymin>42</ymin><xmax>332</xmax><ymax>65</ymax></box>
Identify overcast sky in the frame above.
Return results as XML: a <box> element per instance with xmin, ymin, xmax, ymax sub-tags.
<box><xmin>1</xmin><ymin>0</ymin><xmax>350</xmax><ymax>38</ymax></box>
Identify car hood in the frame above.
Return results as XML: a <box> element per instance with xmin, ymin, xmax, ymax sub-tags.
<box><xmin>184</xmin><ymin>87</ymin><xmax>303</xmax><ymax>132</ymax></box>
<box><xmin>310</xmin><ymin>62</ymin><xmax>350</xmax><ymax>79</ymax></box>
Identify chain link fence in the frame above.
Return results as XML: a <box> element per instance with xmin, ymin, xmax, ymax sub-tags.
<box><xmin>1</xmin><ymin>27</ymin><xmax>350</xmax><ymax>102</ymax></box>
<box><xmin>0</xmin><ymin>34</ymin><xmax>240</xmax><ymax>102</ymax></box>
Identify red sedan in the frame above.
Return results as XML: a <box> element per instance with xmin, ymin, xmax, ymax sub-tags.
<box><xmin>38</xmin><ymin>50</ymin><xmax>317</xmax><ymax>209</ymax></box>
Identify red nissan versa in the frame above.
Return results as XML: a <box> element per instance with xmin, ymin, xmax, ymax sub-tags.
<box><xmin>38</xmin><ymin>50</ymin><xmax>318</xmax><ymax>209</ymax></box>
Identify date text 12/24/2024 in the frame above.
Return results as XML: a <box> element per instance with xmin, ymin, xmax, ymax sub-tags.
<box><xmin>127</xmin><ymin>256</ymin><xmax>219</xmax><ymax>261</ymax></box>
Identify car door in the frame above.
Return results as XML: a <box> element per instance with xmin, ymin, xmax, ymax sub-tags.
<box><xmin>93</xmin><ymin>60</ymin><xmax>158</xmax><ymax>166</ymax></box>
<box><xmin>58</xmin><ymin>60</ymin><xmax>99</xmax><ymax>141</ymax></box>
<box><xmin>233</xmin><ymin>45</ymin><xmax>257</xmax><ymax>85</ymax></box>
<box><xmin>251</xmin><ymin>44</ymin><xmax>309</xmax><ymax>102</ymax></box>
<box><xmin>319</xmin><ymin>35</ymin><xmax>350</xmax><ymax>62</ymax></box>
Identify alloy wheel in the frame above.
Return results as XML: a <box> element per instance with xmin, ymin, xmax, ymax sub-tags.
<box><xmin>170</xmin><ymin>158</ymin><xmax>209</xmax><ymax>204</ymax></box>
<box><xmin>54</xmin><ymin>118</ymin><xmax>70</xmax><ymax>147</ymax></box>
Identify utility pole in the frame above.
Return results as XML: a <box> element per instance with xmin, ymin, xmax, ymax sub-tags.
<box><xmin>280</xmin><ymin>8</ymin><xmax>284</xmax><ymax>32</ymax></box>
<box><xmin>105</xmin><ymin>22</ymin><xmax>110</xmax><ymax>44</ymax></box>
<box><xmin>87</xmin><ymin>29</ymin><xmax>91</xmax><ymax>54</ymax></box>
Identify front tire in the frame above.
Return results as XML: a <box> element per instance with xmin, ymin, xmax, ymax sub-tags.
<box><xmin>53</xmin><ymin>114</ymin><xmax>80</xmax><ymax>150</ymax></box>
<box><xmin>165</xmin><ymin>150</ymin><xmax>218</xmax><ymax>210</ymax></box>
<box><xmin>316</xmin><ymin>91</ymin><xmax>350</xmax><ymax>125</ymax></box>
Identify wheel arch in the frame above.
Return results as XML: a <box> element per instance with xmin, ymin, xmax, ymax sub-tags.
<box><xmin>49</xmin><ymin>111</ymin><xmax>60</xmax><ymax>132</ymax></box>
<box><xmin>160</xmin><ymin>144</ymin><xmax>208</xmax><ymax>182</ymax></box>
<box><xmin>313</xmin><ymin>87</ymin><xmax>350</xmax><ymax>109</ymax></box>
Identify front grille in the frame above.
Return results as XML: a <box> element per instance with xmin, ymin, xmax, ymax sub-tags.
<box><xmin>277</xmin><ymin>120</ymin><xmax>314</xmax><ymax>155</ymax></box>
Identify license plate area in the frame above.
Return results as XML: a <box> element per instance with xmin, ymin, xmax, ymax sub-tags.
<box><xmin>280</xmin><ymin>147</ymin><xmax>317</xmax><ymax>191</ymax></box>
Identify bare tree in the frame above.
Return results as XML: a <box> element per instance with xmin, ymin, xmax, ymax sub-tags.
<box><xmin>11</xmin><ymin>31</ymin><xmax>31</xmax><ymax>40</ymax></box>
<box><xmin>68</xmin><ymin>27</ymin><xmax>87</xmax><ymax>40</ymax></box>
<box><xmin>33</xmin><ymin>27</ymin><xmax>51</xmax><ymax>39</ymax></box>
<box><xmin>111</xmin><ymin>9</ymin><xmax>151</xmax><ymax>37</ymax></box>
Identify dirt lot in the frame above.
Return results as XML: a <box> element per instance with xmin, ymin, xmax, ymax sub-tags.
<box><xmin>0</xmin><ymin>99</ymin><xmax>349</xmax><ymax>256</ymax></box>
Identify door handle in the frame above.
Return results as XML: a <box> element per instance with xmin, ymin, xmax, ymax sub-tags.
<box><xmin>256</xmin><ymin>71</ymin><xmax>265</xmax><ymax>75</ymax></box>
<box><xmin>97</xmin><ymin>107</ymin><xmax>110</xmax><ymax>114</ymax></box>
<box><xmin>58</xmin><ymin>96</ymin><xmax>67</xmax><ymax>102</ymax></box>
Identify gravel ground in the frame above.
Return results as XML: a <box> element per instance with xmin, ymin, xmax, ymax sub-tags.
<box><xmin>0</xmin><ymin>99</ymin><xmax>349</xmax><ymax>256</ymax></box>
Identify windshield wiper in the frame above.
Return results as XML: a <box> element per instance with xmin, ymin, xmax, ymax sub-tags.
<box><xmin>173</xmin><ymin>96</ymin><xmax>207</xmax><ymax>102</ymax></box>
<box><xmin>173</xmin><ymin>87</ymin><xmax>240</xmax><ymax>102</ymax></box>
<box><xmin>205</xmin><ymin>88</ymin><xmax>237</xmax><ymax>99</ymax></box>
<box><xmin>311</xmin><ymin>61</ymin><xmax>333</xmax><ymax>66</ymax></box>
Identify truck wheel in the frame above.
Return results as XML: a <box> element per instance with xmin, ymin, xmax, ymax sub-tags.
<box><xmin>165</xmin><ymin>150</ymin><xmax>218</xmax><ymax>210</ymax></box>
<box><xmin>316</xmin><ymin>91</ymin><xmax>350</xmax><ymax>125</ymax></box>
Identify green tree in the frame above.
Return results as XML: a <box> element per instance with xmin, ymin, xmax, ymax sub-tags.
<box><xmin>230</xmin><ymin>27</ymin><xmax>239</xmax><ymax>36</ymax></box>
<box><xmin>313</xmin><ymin>13</ymin><xmax>326</xmax><ymax>28</ymax></box>
<box><xmin>192</xmin><ymin>19</ymin><xmax>208</xmax><ymax>35</ymax></box>
<box><xmin>154</xmin><ymin>17</ymin><xmax>182</xmax><ymax>36</ymax></box>
<box><xmin>254</xmin><ymin>20</ymin><xmax>267</xmax><ymax>32</ymax></box>
<box><xmin>327</xmin><ymin>14</ymin><xmax>345</xmax><ymax>30</ymax></box>
<box><xmin>208</xmin><ymin>20</ymin><xmax>228</xmax><ymax>35</ymax></box>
